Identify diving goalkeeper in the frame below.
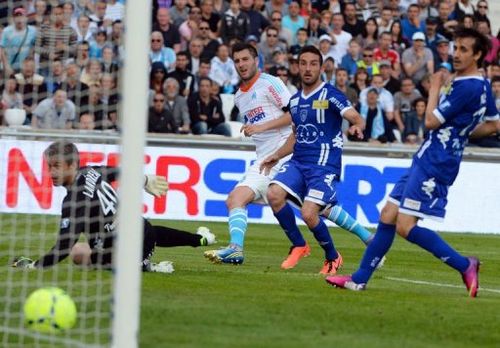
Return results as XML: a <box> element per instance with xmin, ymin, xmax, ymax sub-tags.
<box><xmin>12</xmin><ymin>141</ymin><xmax>215</xmax><ymax>273</ymax></box>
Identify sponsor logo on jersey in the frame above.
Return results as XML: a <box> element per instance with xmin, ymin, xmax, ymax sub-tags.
<box><xmin>437</xmin><ymin>126</ymin><xmax>453</xmax><ymax>149</ymax></box>
<box><xmin>324</xmin><ymin>174</ymin><xmax>335</xmax><ymax>189</ymax></box>
<box><xmin>312</xmin><ymin>100</ymin><xmax>329</xmax><ymax>109</ymax></box>
<box><xmin>268</xmin><ymin>85</ymin><xmax>282</xmax><ymax>105</ymax></box>
<box><xmin>329</xmin><ymin>96</ymin><xmax>350</xmax><ymax>110</ymax></box>
<box><xmin>331</xmin><ymin>131</ymin><xmax>343</xmax><ymax>149</ymax></box>
<box><xmin>421</xmin><ymin>177</ymin><xmax>436</xmax><ymax>199</ymax></box>
<box><xmin>60</xmin><ymin>218</ymin><xmax>70</xmax><ymax>229</ymax></box>
<box><xmin>245</xmin><ymin>106</ymin><xmax>266</xmax><ymax>124</ymax></box>
<box><xmin>308</xmin><ymin>189</ymin><xmax>324</xmax><ymax>200</ymax></box>
<box><xmin>290</xmin><ymin>97</ymin><xmax>299</xmax><ymax>108</ymax></box>
<box><xmin>403</xmin><ymin>198</ymin><xmax>421</xmax><ymax>210</ymax></box>
<box><xmin>296</xmin><ymin>124</ymin><xmax>319</xmax><ymax>144</ymax></box>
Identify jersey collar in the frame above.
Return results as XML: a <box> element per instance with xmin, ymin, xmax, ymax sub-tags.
<box><xmin>239</xmin><ymin>72</ymin><xmax>261</xmax><ymax>92</ymax></box>
<box><xmin>453</xmin><ymin>75</ymin><xmax>484</xmax><ymax>82</ymax></box>
<box><xmin>301</xmin><ymin>82</ymin><xmax>325</xmax><ymax>100</ymax></box>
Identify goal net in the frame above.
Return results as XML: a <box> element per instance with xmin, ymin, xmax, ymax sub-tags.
<box><xmin>0</xmin><ymin>1</ymin><xmax>150</xmax><ymax>347</ymax></box>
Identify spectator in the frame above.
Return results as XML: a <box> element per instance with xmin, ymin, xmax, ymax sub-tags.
<box><xmin>298</xmin><ymin>0</ymin><xmax>312</xmax><ymax>21</ymax></box>
<box><xmin>149</xmin><ymin>31</ymin><xmax>176</xmax><ymax>70</ymax></box>
<box><xmin>74</xmin><ymin>41</ymin><xmax>90</xmax><ymax>71</ymax></box>
<box><xmin>75</xmin><ymin>15</ymin><xmax>96</xmax><ymax>43</ymax></box>
<box><xmin>78</xmin><ymin>112</ymin><xmax>96</xmax><ymax>130</ymax></box>
<box><xmin>179</xmin><ymin>6</ymin><xmax>202</xmax><ymax>50</ymax></box>
<box><xmin>289</xmin><ymin>28</ymin><xmax>308</xmax><ymax>59</ymax></box>
<box><xmin>378</xmin><ymin>60</ymin><xmax>401</xmax><ymax>95</ymax></box>
<box><xmin>193</xmin><ymin>58</ymin><xmax>211</xmax><ymax>92</ymax></box>
<box><xmin>454</xmin><ymin>0</ymin><xmax>474</xmax><ymax>22</ymax></box>
<box><xmin>377</xmin><ymin>6</ymin><xmax>394</xmax><ymax>35</ymax></box>
<box><xmin>32</xmin><ymin>89</ymin><xmax>75</xmax><ymax>129</ymax></box>
<box><xmin>0</xmin><ymin>7</ymin><xmax>37</xmax><ymax>76</ymax></box>
<box><xmin>321</xmin><ymin>57</ymin><xmax>336</xmax><ymax>86</ymax></box>
<box><xmin>101</xmin><ymin>45</ymin><xmax>119</xmax><ymax>76</ymax></box>
<box><xmin>80</xmin><ymin>58</ymin><xmax>102</xmax><ymax>87</ymax></box>
<box><xmin>281</xmin><ymin>1</ymin><xmax>305</xmax><ymax>43</ymax></box>
<box><xmin>351</xmin><ymin>67</ymin><xmax>369</xmax><ymax>95</ymax></box>
<box><xmin>318</xmin><ymin>34</ymin><xmax>336</xmax><ymax>63</ymax></box>
<box><xmin>436</xmin><ymin>0</ymin><xmax>457</xmax><ymax>40</ymax></box>
<box><xmin>342</xmin><ymin>3</ymin><xmax>364</xmax><ymax>38</ymax></box>
<box><xmin>335</xmin><ymin>67</ymin><xmax>358</xmax><ymax>106</ymax></box>
<box><xmin>187</xmin><ymin>38</ymin><xmax>203</xmax><ymax>75</ymax></box>
<box><xmin>462</xmin><ymin>14</ymin><xmax>475</xmax><ymax>29</ymax></box>
<box><xmin>30</xmin><ymin>0</ymin><xmax>48</xmax><ymax>27</ymax></box>
<box><xmin>163</xmin><ymin>77</ymin><xmax>191</xmax><ymax>133</ymax></box>
<box><xmin>417</xmin><ymin>0</ymin><xmax>438</xmax><ymax>22</ymax></box>
<box><xmin>198</xmin><ymin>20</ymin><xmax>220</xmax><ymax>59</ymax></box>
<box><xmin>357</xmin><ymin>46</ymin><xmax>379</xmax><ymax>78</ymax></box>
<box><xmin>264</xmin><ymin>0</ymin><xmax>289</xmax><ymax>19</ymax></box>
<box><xmin>401</xmin><ymin>4</ymin><xmax>425</xmax><ymax>43</ymax></box>
<box><xmin>220</xmin><ymin>0</ymin><xmax>251</xmax><ymax>44</ymax></box>
<box><xmin>89</xmin><ymin>29</ymin><xmax>107</xmax><ymax>59</ymax></box>
<box><xmin>374</xmin><ymin>31</ymin><xmax>401</xmax><ymax>78</ymax></box>
<box><xmin>393</xmin><ymin>77</ymin><xmax>422</xmax><ymax>138</ymax></box>
<box><xmin>258</xmin><ymin>26</ymin><xmax>287</xmax><ymax>70</ymax></box>
<box><xmin>1</xmin><ymin>76</ymin><xmax>24</xmax><ymax>117</ymax></box>
<box><xmin>104</xmin><ymin>0</ymin><xmax>125</xmax><ymax>22</ymax></box>
<box><xmin>35</xmin><ymin>4</ymin><xmax>77</xmax><ymax>75</ymax></box>
<box><xmin>492</xmin><ymin>76</ymin><xmax>500</xmax><ymax>111</ymax></box>
<box><xmin>356</xmin><ymin>88</ymin><xmax>394</xmax><ymax>143</ymax></box>
<box><xmin>61</xmin><ymin>61</ymin><xmax>89</xmax><ymax>115</ymax></box>
<box><xmin>425</xmin><ymin>16</ymin><xmax>446</xmax><ymax>54</ymax></box>
<box><xmin>110</xmin><ymin>20</ymin><xmax>124</xmax><ymax>60</ymax></box>
<box><xmin>310</xmin><ymin>0</ymin><xmax>329</xmax><ymax>13</ymax></box>
<box><xmin>359</xmin><ymin>73</ymin><xmax>395</xmax><ymax>123</ymax></box>
<box><xmin>274</xmin><ymin>65</ymin><xmax>297</xmax><ymax>95</ymax></box>
<box><xmin>150</xmin><ymin>61</ymin><xmax>168</xmax><ymax>93</ymax></box>
<box><xmin>476</xmin><ymin>20</ymin><xmax>499</xmax><ymax>65</ymax></box>
<box><xmin>331</xmin><ymin>13</ymin><xmax>352</xmax><ymax>64</ymax></box>
<box><xmin>319</xmin><ymin>10</ymin><xmax>333</xmax><ymax>34</ymax></box>
<box><xmin>200</xmin><ymin>0</ymin><xmax>221</xmax><ymax>36</ymax></box>
<box><xmin>474</xmin><ymin>1</ymin><xmax>490</xmax><ymax>28</ymax></box>
<box><xmin>390</xmin><ymin>20</ymin><xmax>410</xmax><ymax>56</ymax></box>
<box><xmin>188</xmin><ymin>77</ymin><xmax>230</xmax><ymax>136</ymax></box>
<box><xmin>416</xmin><ymin>73</ymin><xmax>431</xmax><ymax>99</ymax></box>
<box><xmin>168</xmin><ymin>51</ymin><xmax>195</xmax><ymax>97</ymax></box>
<box><xmin>209</xmin><ymin>44</ymin><xmax>239</xmax><ymax>93</ymax></box>
<box><xmin>45</xmin><ymin>58</ymin><xmax>65</xmax><ymax>94</ymax></box>
<box><xmin>99</xmin><ymin>73</ymin><xmax>119</xmax><ymax>125</ymax></box>
<box><xmin>62</xmin><ymin>2</ymin><xmax>77</xmax><ymax>28</ymax></box>
<box><xmin>357</xmin><ymin>17</ymin><xmax>378</xmax><ymax>49</ymax></box>
<box><xmin>340</xmin><ymin>39</ymin><xmax>361</xmax><ymax>81</ymax></box>
<box><xmin>402</xmin><ymin>32</ymin><xmax>434</xmax><ymax>85</ymax></box>
<box><xmin>433</xmin><ymin>37</ymin><xmax>453</xmax><ymax>71</ymax></box>
<box><xmin>306</xmin><ymin>13</ymin><xmax>327</xmax><ymax>47</ymax></box>
<box><xmin>406</xmin><ymin>97</ymin><xmax>428</xmax><ymax>144</ymax></box>
<box><xmin>15</xmin><ymin>57</ymin><xmax>47</xmax><ymax>119</ymax></box>
<box><xmin>271</xmin><ymin>47</ymin><xmax>288</xmax><ymax>69</ymax></box>
<box><xmin>170</xmin><ymin>0</ymin><xmax>190</xmax><ymax>28</ymax></box>
<box><xmin>214</xmin><ymin>0</ymin><xmax>230</xmax><ymax>14</ymax></box>
<box><xmin>148</xmin><ymin>92</ymin><xmax>177</xmax><ymax>133</ymax></box>
<box><xmin>355</xmin><ymin>0</ymin><xmax>379</xmax><ymax>22</ymax></box>
<box><xmin>89</xmin><ymin>1</ymin><xmax>110</xmax><ymax>30</ymax></box>
<box><xmin>152</xmin><ymin>8</ymin><xmax>181</xmax><ymax>52</ymax></box>
<box><xmin>240</xmin><ymin>0</ymin><xmax>269</xmax><ymax>38</ymax></box>
<box><xmin>265</xmin><ymin>10</ymin><xmax>293</xmax><ymax>46</ymax></box>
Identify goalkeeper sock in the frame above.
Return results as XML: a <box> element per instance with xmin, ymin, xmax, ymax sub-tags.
<box><xmin>274</xmin><ymin>203</ymin><xmax>306</xmax><ymax>247</ymax></box>
<box><xmin>407</xmin><ymin>225</ymin><xmax>469</xmax><ymax>272</ymax></box>
<box><xmin>310</xmin><ymin>219</ymin><xmax>338</xmax><ymax>260</ymax></box>
<box><xmin>153</xmin><ymin>226</ymin><xmax>203</xmax><ymax>247</ymax></box>
<box><xmin>352</xmin><ymin>222</ymin><xmax>396</xmax><ymax>284</ymax></box>
<box><xmin>327</xmin><ymin>205</ymin><xmax>372</xmax><ymax>244</ymax></box>
<box><xmin>228</xmin><ymin>207</ymin><xmax>247</xmax><ymax>248</ymax></box>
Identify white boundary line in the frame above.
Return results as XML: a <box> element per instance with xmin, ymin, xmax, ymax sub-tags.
<box><xmin>385</xmin><ymin>276</ymin><xmax>500</xmax><ymax>294</ymax></box>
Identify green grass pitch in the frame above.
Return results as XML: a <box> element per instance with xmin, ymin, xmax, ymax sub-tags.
<box><xmin>1</xmin><ymin>215</ymin><xmax>500</xmax><ymax>347</ymax></box>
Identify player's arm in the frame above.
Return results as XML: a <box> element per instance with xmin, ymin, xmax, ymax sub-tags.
<box><xmin>425</xmin><ymin>71</ymin><xmax>447</xmax><ymax>130</ymax></box>
<box><xmin>260</xmin><ymin>128</ymin><xmax>296</xmax><ymax>175</ymax></box>
<box><xmin>241</xmin><ymin>112</ymin><xmax>292</xmax><ymax>136</ymax></box>
<box><xmin>469</xmin><ymin>120</ymin><xmax>499</xmax><ymax>138</ymax></box>
<box><xmin>342</xmin><ymin>107</ymin><xmax>365</xmax><ymax>140</ymax></box>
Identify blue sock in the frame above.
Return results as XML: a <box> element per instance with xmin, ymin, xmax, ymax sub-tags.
<box><xmin>352</xmin><ymin>222</ymin><xmax>396</xmax><ymax>284</ymax></box>
<box><xmin>274</xmin><ymin>204</ymin><xmax>306</xmax><ymax>247</ymax></box>
<box><xmin>328</xmin><ymin>205</ymin><xmax>373</xmax><ymax>244</ymax></box>
<box><xmin>228</xmin><ymin>208</ymin><xmax>247</xmax><ymax>248</ymax></box>
<box><xmin>406</xmin><ymin>225</ymin><xmax>469</xmax><ymax>273</ymax></box>
<box><xmin>310</xmin><ymin>219</ymin><xmax>338</xmax><ymax>260</ymax></box>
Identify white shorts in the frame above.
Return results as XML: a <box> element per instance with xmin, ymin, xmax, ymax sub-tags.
<box><xmin>235</xmin><ymin>156</ymin><xmax>290</xmax><ymax>204</ymax></box>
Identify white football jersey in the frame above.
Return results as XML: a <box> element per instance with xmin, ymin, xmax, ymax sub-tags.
<box><xmin>235</xmin><ymin>73</ymin><xmax>292</xmax><ymax>160</ymax></box>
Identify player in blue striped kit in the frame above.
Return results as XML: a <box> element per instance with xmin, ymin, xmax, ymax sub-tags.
<box><xmin>261</xmin><ymin>46</ymin><xmax>367</xmax><ymax>275</ymax></box>
<box><xmin>326</xmin><ymin>28</ymin><xmax>500</xmax><ymax>296</ymax></box>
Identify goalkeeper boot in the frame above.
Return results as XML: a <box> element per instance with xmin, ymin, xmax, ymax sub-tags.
<box><xmin>461</xmin><ymin>256</ymin><xmax>480</xmax><ymax>298</ymax></box>
<box><xmin>319</xmin><ymin>253</ymin><xmax>343</xmax><ymax>275</ymax></box>
<box><xmin>280</xmin><ymin>244</ymin><xmax>311</xmax><ymax>269</ymax></box>
<box><xmin>143</xmin><ymin>260</ymin><xmax>174</xmax><ymax>274</ymax></box>
<box><xmin>204</xmin><ymin>243</ymin><xmax>244</xmax><ymax>264</ymax></box>
<box><xmin>197</xmin><ymin>226</ymin><xmax>216</xmax><ymax>246</ymax></box>
<box><xmin>325</xmin><ymin>275</ymin><xmax>366</xmax><ymax>291</ymax></box>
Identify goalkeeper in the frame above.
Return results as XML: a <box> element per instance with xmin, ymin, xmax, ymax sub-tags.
<box><xmin>12</xmin><ymin>141</ymin><xmax>215</xmax><ymax>273</ymax></box>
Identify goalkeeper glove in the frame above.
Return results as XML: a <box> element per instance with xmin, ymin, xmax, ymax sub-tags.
<box><xmin>12</xmin><ymin>256</ymin><xmax>36</xmax><ymax>269</ymax></box>
<box><xmin>144</xmin><ymin>175</ymin><xmax>169</xmax><ymax>197</ymax></box>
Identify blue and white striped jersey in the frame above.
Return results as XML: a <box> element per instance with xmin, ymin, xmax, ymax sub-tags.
<box><xmin>288</xmin><ymin>82</ymin><xmax>353</xmax><ymax>175</ymax></box>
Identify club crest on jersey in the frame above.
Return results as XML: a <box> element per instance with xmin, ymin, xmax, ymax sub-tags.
<box><xmin>300</xmin><ymin>109</ymin><xmax>308</xmax><ymax>122</ymax></box>
<box><xmin>312</xmin><ymin>100</ymin><xmax>328</xmax><ymax>109</ymax></box>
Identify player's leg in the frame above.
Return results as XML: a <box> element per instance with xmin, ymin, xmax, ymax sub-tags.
<box><xmin>322</xmin><ymin>205</ymin><xmax>373</xmax><ymax>244</ymax></box>
<box><xmin>154</xmin><ymin>225</ymin><xmax>215</xmax><ymax>247</ymax></box>
<box><xmin>70</xmin><ymin>242</ymin><xmax>92</xmax><ymax>265</ymax></box>
<box><xmin>141</xmin><ymin>220</ymin><xmax>174</xmax><ymax>273</ymax></box>
<box><xmin>301</xmin><ymin>201</ymin><xmax>342</xmax><ymax>275</ymax></box>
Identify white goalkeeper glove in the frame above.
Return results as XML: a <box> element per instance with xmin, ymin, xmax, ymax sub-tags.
<box><xmin>144</xmin><ymin>175</ymin><xmax>169</xmax><ymax>197</ymax></box>
<box><xmin>12</xmin><ymin>256</ymin><xmax>36</xmax><ymax>269</ymax></box>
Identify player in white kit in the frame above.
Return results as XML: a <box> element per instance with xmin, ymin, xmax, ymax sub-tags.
<box><xmin>204</xmin><ymin>42</ymin><xmax>293</xmax><ymax>264</ymax></box>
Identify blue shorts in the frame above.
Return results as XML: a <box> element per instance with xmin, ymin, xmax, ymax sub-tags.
<box><xmin>270</xmin><ymin>159</ymin><xmax>338</xmax><ymax>209</ymax></box>
<box><xmin>388</xmin><ymin>161</ymin><xmax>448</xmax><ymax>221</ymax></box>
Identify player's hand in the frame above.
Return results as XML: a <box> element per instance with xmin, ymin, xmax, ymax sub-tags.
<box><xmin>241</xmin><ymin>124</ymin><xmax>263</xmax><ymax>136</ymax></box>
<box><xmin>348</xmin><ymin>125</ymin><xmax>364</xmax><ymax>140</ymax></box>
<box><xmin>259</xmin><ymin>154</ymin><xmax>280</xmax><ymax>175</ymax></box>
<box><xmin>12</xmin><ymin>256</ymin><xmax>35</xmax><ymax>269</ymax></box>
<box><xmin>430</xmin><ymin>71</ymin><xmax>446</xmax><ymax>89</ymax></box>
<box><xmin>144</xmin><ymin>175</ymin><xmax>169</xmax><ymax>197</ymax></box>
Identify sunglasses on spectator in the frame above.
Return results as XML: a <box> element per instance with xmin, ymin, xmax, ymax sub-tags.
<box><xmin>151</xmin><ymin>39</ymin><xmax>162</xmax><ymax>42</ymax></box>
<box><xmin>199</xmin><ymin>27</ymin><xmax>209</xmax><ymax>30</ymax></box>
<box><xmin>478</xmin><ymin>5</ymin><xmax>487</xmax><ymax>9</ymax></box>
<box><xmin>272</xmin><ymin>17</ymin><xmax>281</xmax><ymax>21</ymax></box>
<box><xmin>154</xmin><ymin>98</ymin><xmax>165</xmax><ymax>102</ymax></box>
<box><xmin>267</xmin><ymin>34</ymin><xmax>278</xmax><ymax>37</ymax></box>
<box><xmin>277</xmin><ymin>73</ymin><xmax>287</xmax><ymax>77</ymax></box>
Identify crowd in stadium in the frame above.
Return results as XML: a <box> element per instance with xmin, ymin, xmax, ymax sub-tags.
<box><xmin>0</xmin><ymin>0</ymin><xmax>498</xmax><ymax>146</ymax></box>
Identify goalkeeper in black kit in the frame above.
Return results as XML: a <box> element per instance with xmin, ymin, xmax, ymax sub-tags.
<box><xmin>12</xmin><ymin>141</ymin><xmax>216</xmax><ymax>273</ymax></box>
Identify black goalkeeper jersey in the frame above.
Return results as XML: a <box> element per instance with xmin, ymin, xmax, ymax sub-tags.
<box><xmin>37</xmin><ymin>166</ymin><xmax>120</xmax><ymax>267</ymax></box>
